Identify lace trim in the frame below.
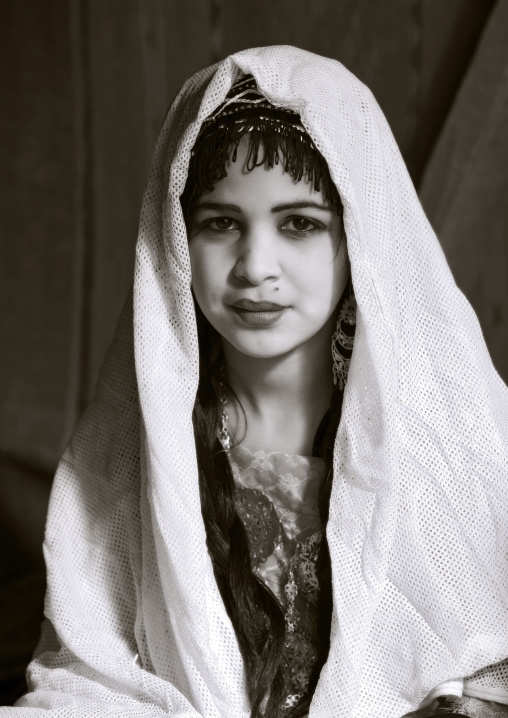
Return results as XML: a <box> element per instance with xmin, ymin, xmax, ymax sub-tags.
<box><xmin>230</xmin><ymin>443</ymin><xmax>323</xmax><ymax>540</ymax></box>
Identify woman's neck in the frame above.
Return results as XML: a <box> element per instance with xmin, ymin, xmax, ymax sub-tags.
<box><xmin>222</xmin><ymin>328</ymin><xmax>334</xmax><ymax>456</ymax></box>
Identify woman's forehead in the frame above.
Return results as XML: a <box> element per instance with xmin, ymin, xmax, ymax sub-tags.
<box><xmin>195</xmin><ymin>142</ymin><xmax>331</xmax><ymax>214</ymax></box>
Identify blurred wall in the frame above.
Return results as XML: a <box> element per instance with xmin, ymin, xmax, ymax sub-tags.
<box><xmin>1</xmin><ymin>0</ymin><xmax>505</xmax><ymax>704</ymax></box>
<box><xmin>420</xmin><ymin>1</ymin><xmax>508</xmax><ymax>370</ymax></box>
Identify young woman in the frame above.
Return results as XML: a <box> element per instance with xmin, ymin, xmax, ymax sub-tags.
<box><xmin>10</xmin><ymin>46</ymin><xmax>508</xmax><ymax>718</ymax></box>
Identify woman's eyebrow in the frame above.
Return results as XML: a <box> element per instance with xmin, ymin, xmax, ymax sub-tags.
<box><xmin>193</xmin><ymin>201</ymin><xmax>241</xmax><ymax>212</ymax></box>
<box><xmin>271</xmin><ymin>201</ymin><xmax>332</xmax><ymax>213</ymax></box>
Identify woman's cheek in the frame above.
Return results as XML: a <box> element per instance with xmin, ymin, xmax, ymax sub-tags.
<box><xmin>191</xmin><ymin>248</ymin><xmax>223</xmax><ymax>307</ymax></box>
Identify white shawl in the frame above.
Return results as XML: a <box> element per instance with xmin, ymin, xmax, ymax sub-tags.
<box><xmin>11</xmin><ymin>45</ymin><xmax>508</xmax><ymax>718</ymax></box>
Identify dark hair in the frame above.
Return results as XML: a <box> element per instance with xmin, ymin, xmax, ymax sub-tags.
<box><xmin>185</xmin><ymin>95</ymin><xmax>346</xmax><ymax>718</ymax></box>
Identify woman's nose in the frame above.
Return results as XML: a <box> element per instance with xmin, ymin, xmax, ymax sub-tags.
<box><xmin>233</xmin><ymin>228</ymin><xmax>281</xmax><ymax>285</ymax></box>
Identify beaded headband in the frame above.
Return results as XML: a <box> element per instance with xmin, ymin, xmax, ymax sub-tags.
<box><xmin>181</xmin><ymin>75</ymin><xmax>342</xmax><ymax>218</ymax></box>
<box><xmin>199</xmin><ymin>75</ymin><xmax>303</xmax><ymax>136</ymax></box>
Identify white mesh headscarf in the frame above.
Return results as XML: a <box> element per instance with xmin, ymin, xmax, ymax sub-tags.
<box><xmin>12</xmin><ymin>45</ymin><xmax>508</xmax><ymax>718</ymax></box>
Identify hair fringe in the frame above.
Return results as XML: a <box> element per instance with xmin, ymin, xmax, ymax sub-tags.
<box><xmin>181</xmin><ymin>117</ymin><xmax>342</xmax><ymax>223</ymax></box>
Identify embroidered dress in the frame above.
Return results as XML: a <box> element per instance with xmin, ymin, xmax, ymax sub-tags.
<box><xmin>229</xmin><ymin>443</ymin><xmax>326</xmax><ymax>709</ymax></box>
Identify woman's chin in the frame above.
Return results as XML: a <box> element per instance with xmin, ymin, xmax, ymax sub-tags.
<box><xmin>221</xmin><ymin>334</ymin><xmax>299</xmax><ymax>361</ymax></box>
<box><xmin>220</xmin><ymin>328</ymin><xmax>322</xmax><ymax>363</ymax></box>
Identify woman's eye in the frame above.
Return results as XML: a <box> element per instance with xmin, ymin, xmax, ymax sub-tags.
<box><xmin>281</xmin><ymin>216</ymin><xmax>322</xmax><ymax>233</ymax></box>
<box><xmin>208</xmin><ymin>217</ymin><xmax>236</xmax><ymax>231</ymax></box>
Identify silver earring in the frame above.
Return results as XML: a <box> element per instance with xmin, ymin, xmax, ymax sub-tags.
<box><xmin>219</xmin><ymin>376</ymin><xmax>231</xmax><ymax>452</ymax></box>
<box><xmin>332</xmin><ymin>284</ymin><xmax>356</xmax><ymax>390</ymax></box>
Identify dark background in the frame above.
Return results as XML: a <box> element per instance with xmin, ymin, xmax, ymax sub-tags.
<box><xmin>1</xmin><ymin>0</ymin><xmax>507</xmax><ymax>705</ymax></box>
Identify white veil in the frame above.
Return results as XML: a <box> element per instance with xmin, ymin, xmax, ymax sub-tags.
<box><xmin>10</xmin><ymin>46</ymin><xmax>508</xmax><ymax>718</ymax></box>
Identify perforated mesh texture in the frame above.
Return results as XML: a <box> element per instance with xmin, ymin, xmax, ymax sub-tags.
<box><xmin>10</xmin><ymin>46</ymin><xmax>508</xmax><ymax>718</ymax></box>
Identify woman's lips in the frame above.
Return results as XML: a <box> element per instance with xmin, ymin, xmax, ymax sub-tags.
<box><xmin>229</xmin><ymin>299</ymin><xmax>289</xmax><ymax>327</ymax></box>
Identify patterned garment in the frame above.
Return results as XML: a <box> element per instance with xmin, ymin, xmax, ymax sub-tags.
<box><xmin>229</xmin><ymin>443</ymin><xmax>326</xmax><ymax>708</ymax></box>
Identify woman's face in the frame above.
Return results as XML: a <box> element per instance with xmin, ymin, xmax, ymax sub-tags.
<box><xmin>187</xmin><ymin>137</ymin><xmax>349</xmax><ymax>361</ymax></box>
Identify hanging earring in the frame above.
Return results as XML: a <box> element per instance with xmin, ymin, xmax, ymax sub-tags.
<box><xmin>331</xmin><ymin>281</ymin><xmax>356</xmax><ymax>391</ymax></box>
<box><xmin>219</xmin><ymin>374</ymin><xmax>231</xmax><ymax>453</ymax></box>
